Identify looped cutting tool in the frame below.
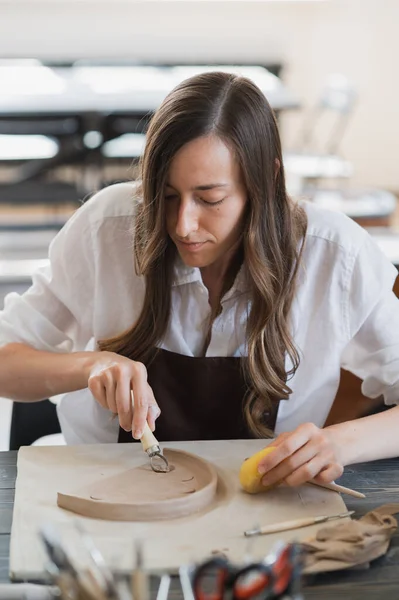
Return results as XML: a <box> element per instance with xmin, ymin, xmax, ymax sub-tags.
<box><xmin>139</xmin><ymin>422</ymin><xmax>170</xmax><ymax>473</ymax></box>
<box><xmin>130</xmin><ymin>390</ymin><xmax>170</xmax><ymax>473</ymax></box>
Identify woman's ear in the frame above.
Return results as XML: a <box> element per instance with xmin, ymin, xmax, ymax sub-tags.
<box><xmin>274</xmin><ymin>158</ymin><xmax>281</xmax><ymax>180</ymax></box>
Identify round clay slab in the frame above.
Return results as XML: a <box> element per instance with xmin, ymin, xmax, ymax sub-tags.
<box><xmin>57</xmin><ymin>449</ymin><xmax>218</xmax><ymax>521</ymax></box>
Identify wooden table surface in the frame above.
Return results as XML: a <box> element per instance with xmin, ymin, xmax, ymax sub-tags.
<box><xmin>1</xmin><ymin>451</ymin><xmax>399</xmax><ymax>599</ymax></box>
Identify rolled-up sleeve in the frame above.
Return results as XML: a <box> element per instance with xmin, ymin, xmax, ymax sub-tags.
<box><xmin>0</xmin><ymin>199</ymin><xmax>96</xmax><ymax>353</ymax></box>
<box><xmin>341</xmin><ymin>233</ymin><xmax>399</xmax><ymax>404</ymax></box>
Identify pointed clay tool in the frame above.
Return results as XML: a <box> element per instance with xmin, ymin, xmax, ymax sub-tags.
<box><xmin>244</xmin><ymin>510</ymin><xmax>355</xmax><ymax>536</ymax></box>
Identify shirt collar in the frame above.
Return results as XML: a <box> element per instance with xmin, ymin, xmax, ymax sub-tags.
<box><xmin>171</xmin><ymin>255</ymin><xmax>249</xmax><ymax>295</ymax></box>
<box><xmin>171</xmin><ymin>255</ymin><xmax>202</xmax><ymax>287</ymax></box>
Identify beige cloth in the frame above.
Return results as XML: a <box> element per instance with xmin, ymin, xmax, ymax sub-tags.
<box><xmin>303</xmin><ymin>503</ymin><xmax>399</xmax><ymax>573</ymax></box>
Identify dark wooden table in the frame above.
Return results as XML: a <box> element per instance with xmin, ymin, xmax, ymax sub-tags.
<box><xmin>1</xmin><ymin>451</ymin><xmax>399</xmax><ymax>599</ymax></box>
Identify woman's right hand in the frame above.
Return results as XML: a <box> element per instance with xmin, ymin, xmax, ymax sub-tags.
<box><xmin>87</xmin><ymin>351</ymin><xmax>160</xmax><ymax>438</ymax></box>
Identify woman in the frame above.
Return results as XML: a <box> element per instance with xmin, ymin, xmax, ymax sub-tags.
<box><xmin>1</xmin><ymin>72</ymin><xmax>399</xmax><ymax>489</ymax></box>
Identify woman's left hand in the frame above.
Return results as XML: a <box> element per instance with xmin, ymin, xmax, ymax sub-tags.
<box><xmin>257</xmin><ymin>423</ymin><xmax>345</xmax><ymax>487</ymax></box>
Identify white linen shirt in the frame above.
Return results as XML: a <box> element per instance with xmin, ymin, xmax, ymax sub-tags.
<box><xmin>1</xmin><ymin>182</ymin><xmax>398</xmax><ymax>444</ymax></box>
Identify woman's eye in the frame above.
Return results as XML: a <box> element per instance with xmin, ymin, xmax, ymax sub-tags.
<box><xmin>165</xmin><ymin>194</ymin><xmax>178</xmax><ymax>201</ymax></box>
<box><xmin>203</xmin><ymin>198</ymin><xmax>226</xmax><ymax>206</ymax></box>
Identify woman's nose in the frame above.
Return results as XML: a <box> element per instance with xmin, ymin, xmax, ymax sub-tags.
<box><xmin>175</xmin><ymin>199</ymin><xmax>199</xmax><ymax>239</ymax></box>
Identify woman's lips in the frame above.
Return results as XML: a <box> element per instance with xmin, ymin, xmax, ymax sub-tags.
<box><xmin>176</xmin><ymin>241</ymin><xmax>207</xmax><ymax>252</ymax></box>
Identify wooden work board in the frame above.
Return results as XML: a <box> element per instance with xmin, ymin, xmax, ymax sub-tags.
<box><xmin>10</xmin><ymin>440</ymin><xmax>348</xmax><ymax>580</ymax></box>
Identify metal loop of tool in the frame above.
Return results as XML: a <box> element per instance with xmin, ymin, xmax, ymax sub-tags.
<box><xmin>145</xmin><ymin>445</ymin><xmax>170</xmax><ymax>473</ymax></box>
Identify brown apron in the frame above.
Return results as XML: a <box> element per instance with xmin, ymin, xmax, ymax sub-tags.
<box><xmin>118</xmin><ymin>348</ymin><xmax>279</xmax><ymax>443</ymax></box>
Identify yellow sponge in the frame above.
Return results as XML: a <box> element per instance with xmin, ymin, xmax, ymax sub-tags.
<box><xmin>239</xmin><ymin>446</ymin><xmax>277</xmax><ymax>494</ymax></box>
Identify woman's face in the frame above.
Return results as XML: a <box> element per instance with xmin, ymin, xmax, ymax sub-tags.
<box><xmin>165</xmin><ymin>135</ymin><xmax>248</xmax><ymax>270</ymax></box>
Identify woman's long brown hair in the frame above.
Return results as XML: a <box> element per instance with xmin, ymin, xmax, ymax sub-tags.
<box><xmin>99</xmin><ymin>72</ymin><xmax>307</xmax><ymax>437</ymax></box>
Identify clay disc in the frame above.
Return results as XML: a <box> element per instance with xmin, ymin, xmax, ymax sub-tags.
<box><xmin>57</xmin><ymin>449</ymin><xmax>218</xmax><ymax>521</ymax></box>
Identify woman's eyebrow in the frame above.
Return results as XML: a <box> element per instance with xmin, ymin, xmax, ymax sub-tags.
<box><xmin>193</xmin><ymin>183</ymin><xmax>228</xmax><ymax>191</ymax></box>
<box><xmin>165</xmin><ymin>183</ymin><xmax>228</xmax><ymax>190</ymax></box>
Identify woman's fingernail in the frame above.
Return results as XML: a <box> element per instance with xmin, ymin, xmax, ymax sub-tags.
<box><xmin>258</xmin><ymin>465</ymin><xmax>266</xmax><ymax>475</ymax></box>
<box><xmin>133</xmin><ymin>429</ymin><xmax>142</xmax><ymax>439</ymax></box>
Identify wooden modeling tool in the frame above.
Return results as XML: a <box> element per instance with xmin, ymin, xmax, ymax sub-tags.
<box><xmin>244</xmin><ymin>510</ymin><xmax>354</xmax><ymax>536</ymax></box>
<box><xmin>307</xmin><ymin>480</ymin><xmax>366</xmax><ymax>499</ymax></box>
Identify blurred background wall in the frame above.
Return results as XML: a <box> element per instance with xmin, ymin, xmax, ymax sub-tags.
<box><xmin>0</xmin><ymin>0</ymin><xmax>397</xmax><ymax>192</ymax></box>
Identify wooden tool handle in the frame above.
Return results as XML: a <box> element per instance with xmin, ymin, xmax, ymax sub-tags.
<box><xmin>140</xmin><ymin>422</ymin><xmax>160</xmax><ymax>453</ymax></box>
<box><xmin>257</xmin><ymin>516</ymin><xmax>321</xmax><ymax>535</ymax></box>
<box><xmin>130</xmin><ymin>391</ymin><xmax>160</xmax><ymax>452</ymax></box>
<box><xmin>308</xmin><ymin>479</ymin><xmax>365</xmax><ymax>499</ymax></box>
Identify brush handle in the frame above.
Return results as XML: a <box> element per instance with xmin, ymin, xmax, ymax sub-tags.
<box><xmin>308</xmin><ymin>480</ymin><xmax>365</xmax><ymax>499</ymax></box>
<box><xmin>131</xmin><ymin>568</ymin><xmax>150</xmax><ymax>600</ymax></box>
